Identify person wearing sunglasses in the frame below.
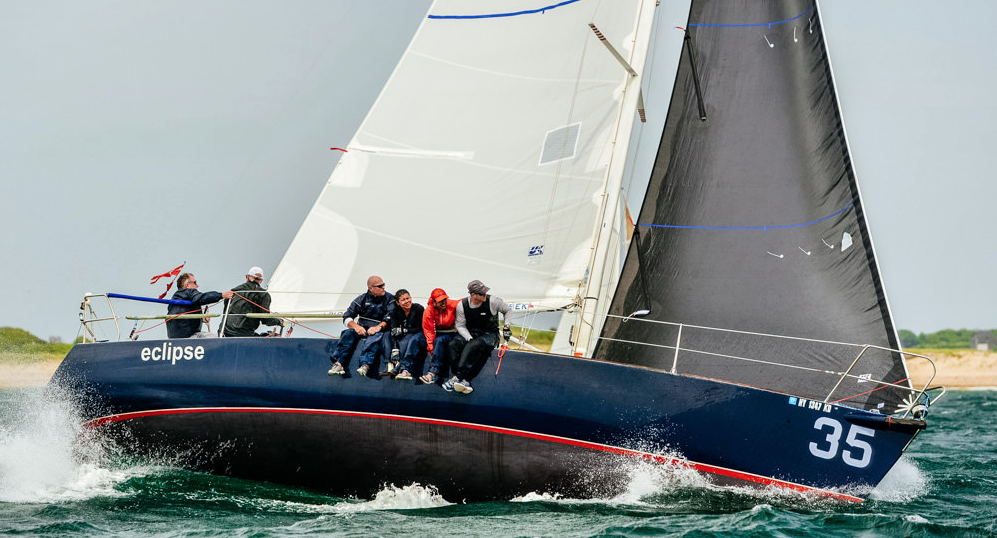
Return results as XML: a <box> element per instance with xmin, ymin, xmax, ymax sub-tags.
<box><xmin>221</xmin><ymin>266</ymin><xmax>283</xmax><ymax>337</ymax></box>
<box><xmin>166</xmin><ymin>272</ymin><xmax>234</xmax><ymax>338</ymax></box>
<box><xmin>328</xmin><ymin>275</ymin><xmax>395</xmax><ymax>378</ymax></box>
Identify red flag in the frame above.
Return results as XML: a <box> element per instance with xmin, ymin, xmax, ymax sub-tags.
<box><xmin>158</xmin><ymin>281</ymin><xmax>175</xmax><ymax>299</ymax></box>
<box><xmin>150</xmin><ymin>264</ymin><xmax>184</xmax><ymax>284</ymax></box>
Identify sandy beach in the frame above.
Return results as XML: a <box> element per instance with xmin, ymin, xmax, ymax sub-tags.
<box><xmin>1</xmin><ymin>361</ymin><xmax>61</xmax><ymax>389</ymax></box>
<box><xmin>906</xmin><ymin>349</ymin><xmax>997</xmax><ymax>390</ymax></box>
<box><xmin>1</xmin><ymin>350</ymin><xmax>993</xmax><ymax>390</ymax></box>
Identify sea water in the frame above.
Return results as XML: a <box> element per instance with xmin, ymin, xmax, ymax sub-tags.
<box><xmin>0</xmin><ymin>387</ymin><xmax>994</xmax><ymax>537</ymax></box>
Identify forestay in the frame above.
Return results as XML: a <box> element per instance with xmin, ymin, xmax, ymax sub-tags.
<box><xmin>270</xmin><ymin>0</ymin><xmax>658</xmax><ymax>322</ymax></box>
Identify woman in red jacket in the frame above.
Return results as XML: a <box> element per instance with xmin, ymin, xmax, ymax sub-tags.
<box><xmin>419</xmin><ymin>287</ymin><xmax>460</xmax><ymax>385</ymax></box>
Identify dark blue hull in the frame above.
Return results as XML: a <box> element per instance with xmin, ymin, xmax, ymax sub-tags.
<box><xmin>49</xmin><ymin>338</ymin><xmax>923</xmax><ymax>501</ymax></box>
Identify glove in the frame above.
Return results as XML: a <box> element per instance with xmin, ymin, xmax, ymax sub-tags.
<box><xmin>390</xmin><ymin>327</ymin><xmax>403</xmax><ymax>337</ymax></box>
<box><xmin>502</xmin><ymin>326</ymin><xmax>512</xmax><ymax>340</ymax></box>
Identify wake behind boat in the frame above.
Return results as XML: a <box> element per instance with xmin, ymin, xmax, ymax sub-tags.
<box><xmin>51</xmin><ymin>0</ymin><xmax>943</xmax><ymax>501</ymax></box>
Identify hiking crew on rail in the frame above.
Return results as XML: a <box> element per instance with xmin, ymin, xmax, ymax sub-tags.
<box><xmin>166</xmin><ymin>270</ymin><xmax>513</xmax><ymax>394</ymax></box>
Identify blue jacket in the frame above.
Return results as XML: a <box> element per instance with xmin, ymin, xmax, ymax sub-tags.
<box><xmin>166</xmin><ymin>288</ymin><xmax>223</xmax><ymax>338</ymax></box>
<box><xmin>343</xmin><ymin>291</ymin><xmax>394</xmax><ymax>329</ymax></box>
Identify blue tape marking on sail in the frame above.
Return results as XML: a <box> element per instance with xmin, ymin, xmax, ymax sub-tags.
<box><xmin>689</xmin><ymin>6</ymin><xmax>813</xmax><ymax>28</ymax></box>
<box><xmin>428</xmin><ymin>0</ymin><xmax>581</xmax><ymax>20</ymax></box>
<box><xmin>107</xmin><ymin>292</ymin><xmax>193</xmax><ymax>305</ymax></box>
<box><xmin>639</xmin><ymin>203</ymin><xmax>853</xmax><ymax>231</ymax></box>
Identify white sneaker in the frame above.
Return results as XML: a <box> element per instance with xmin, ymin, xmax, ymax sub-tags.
<box><xmin>454</xmin><ymin>379</ymin><xmax>473</xmax><ymax>394</ymax></box>
<box><xmin>357</xmin><ymin>364</ymin><xmax>370</xmax><ymax>377</ymax></box>
<box><xmin>442</xmin><ymin>376</ymin><xmax>458</xmax><ymax>392</ymax></box>
<box><xmin>328</xmin><ymin>363</ymin><xmax>345</xmax><ymax>376</ymax></box>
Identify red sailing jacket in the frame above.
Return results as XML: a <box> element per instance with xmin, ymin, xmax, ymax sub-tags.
<box><xmin>423</xmin><ymin>292</ymin><xmax>460</xmax><ymax>353</ymax></box>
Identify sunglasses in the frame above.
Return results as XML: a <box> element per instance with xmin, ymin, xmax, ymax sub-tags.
<box><xmin>372</xmin><ymin>283</ymin><xmax>385</xmax><ymax>288</ymax></box>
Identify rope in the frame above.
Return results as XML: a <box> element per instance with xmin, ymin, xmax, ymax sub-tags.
<box><xmin>604</xmin><ymin>314</ymin><xmax>870</xmax><ymax>349</ymax></box>
<box><xmin>831</xmin><ymin>377</ymin><xmax>911</xmax><ymax>405</ymax></box>
<box><xmin>131</xmin><ymin>306</ymin><xmax>212</xmax><ymax>336</ymax></box>
<box><xmin>231</xmin><ymin>291</ymin><xmax>338</xmax><ymax>339</ymax></box>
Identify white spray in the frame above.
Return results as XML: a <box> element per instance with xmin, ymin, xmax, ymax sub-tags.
<box><xmin>0</xmin><ymin>387</ymin><xmax>126</xmax><ymax>503</ymax></box>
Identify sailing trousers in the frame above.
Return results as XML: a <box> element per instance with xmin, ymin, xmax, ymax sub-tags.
<box><xmin>448</xmin><ymin>332</ymin><xmax>499</xmax><ymax>381</ymax></box>
<box><xmin>426</xmin><ymin>333</ymin><xmax>456</xmax><ymax>378</ymax></box>
<box><xmin>331</xmin><ymin>328</ymin><xmax>387</xmax><ymax>369</ymax></box>
<box><xmin>396</xmin><ymin>332</ymin><xmax>427</xmax><ymax>374</ymax></box>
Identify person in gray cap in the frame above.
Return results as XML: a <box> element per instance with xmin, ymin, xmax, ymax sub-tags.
<box><xmin>221</xmin><ymin>266</ymin><xmax>283</xmax><ymax>337</ymax></box>
<box><xmin>444</xmin><ymin>279</ymin><xmax>513</xmax><ymax>394</ymax></box>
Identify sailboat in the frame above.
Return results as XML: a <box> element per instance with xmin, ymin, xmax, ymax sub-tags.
<box><xmin>51</xmin><ymin>0</ymin><xmax>943</xmax><ymax>502</ymax></box>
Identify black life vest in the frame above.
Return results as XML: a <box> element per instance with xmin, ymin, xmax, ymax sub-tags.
<box><xmin>461</xmin><ymin>296</ymin><xmax>496</xmax><ymax>338</ymax></box>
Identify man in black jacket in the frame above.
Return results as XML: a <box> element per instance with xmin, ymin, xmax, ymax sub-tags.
<box><xmin>221</xmin><ymin>266</ymin><xmax>284</xmax><ymax>337</ymax></box>
<box><xmin>166</xmin><ymin>273</ymin><xmax>234</xmax><ymax>338</ymax></box>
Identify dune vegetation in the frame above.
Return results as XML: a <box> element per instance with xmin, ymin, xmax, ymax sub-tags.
<box><xmin>0</xmin><ymin>327</ymin><xmax>74</xmax><ymax>364</ymax></box>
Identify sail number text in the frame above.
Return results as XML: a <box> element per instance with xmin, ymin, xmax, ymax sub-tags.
<box><xmin>808</xmin><ymin>417</ymin><xmax>874</xmax><ymax>468</ymax></box>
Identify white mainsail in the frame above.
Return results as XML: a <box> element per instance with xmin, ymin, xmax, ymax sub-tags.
<box><xmin>271</xmin><ymin>0</ymin><xmax>657</xmax><ymax>353</ymax></box>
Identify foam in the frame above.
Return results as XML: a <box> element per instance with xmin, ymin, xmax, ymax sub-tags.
<box><xmin>328</xmin><ymin>483</ymin><xmax>453</xmax><ymax>513</ymax></box>
<box><xmin>0</xmin><ymin>388</ymin><xmax>132</xmax><ymax>503</ymax></box>
<box><xmin>868</xmin><ymin>456</ymin><xmax>928</xmax><ymax>502</ymax></box>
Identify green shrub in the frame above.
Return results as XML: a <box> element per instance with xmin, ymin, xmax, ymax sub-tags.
<box><xmin>0</xmin><ymin>327</ymin><xmax>73</xmax><ymax>364</ymax></box>
<box><xmin>0</xmin><ymin>327</ymin><xmax>45</xmax><ymax>347</ymax></box>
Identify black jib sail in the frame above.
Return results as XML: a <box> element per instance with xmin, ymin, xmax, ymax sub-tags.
<box><xmin>596</xmin><ymin>0</ymin><xmax>912</xmax><ymax>413</ymax></box>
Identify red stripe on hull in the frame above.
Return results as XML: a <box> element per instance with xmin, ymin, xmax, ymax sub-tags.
<box><xmin>87</xmin><ymin>407</ymin><xmax>863</xmax><ymax>502</ymax></box>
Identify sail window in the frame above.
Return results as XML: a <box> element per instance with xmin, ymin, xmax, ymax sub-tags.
<box><xmin>539</xmin><ymin>123</ymin><xmax>581</xmax><ymax>166</ymax></box>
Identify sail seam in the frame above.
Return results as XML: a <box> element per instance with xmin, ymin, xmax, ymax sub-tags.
<box><xmin>428</xmin><ymin>0</ymin><xmax>582</xmax><ymax>20</ymax></box>
<box><xmin>689</xmin><ymin>7</ymin><xmax>813</xmax><ymax>29</ymax></box>
<box><xmin>638</xmin><ymin>202</ymin><xmax>852</xmax><ymax>231</ymax></box>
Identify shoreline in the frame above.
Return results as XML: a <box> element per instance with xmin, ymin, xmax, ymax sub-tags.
<box><xmin>2</xmin><ymin>350</ymin><xmax>993</xmax><ymax>390</ymax></box>
<box><xmin>906</xmin><ymin>349</ymin><xmax>997</xmax><ymax>390</ymax></box>
<box><xmin>1</xmin><ymin>361</ymin><xmax>60</xmax><ymax>389</ymax></box>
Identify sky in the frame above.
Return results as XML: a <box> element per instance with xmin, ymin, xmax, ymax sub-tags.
<box><xmin>2</xmin><ymin>0</ymin><xmax>994</xmax><ymax>342</ymax></box>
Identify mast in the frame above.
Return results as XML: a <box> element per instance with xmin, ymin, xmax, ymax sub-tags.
<box><xmin>571</xmin><ymin>0</ymin><xmax>658</xmax><ymax>357</ymax></box>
